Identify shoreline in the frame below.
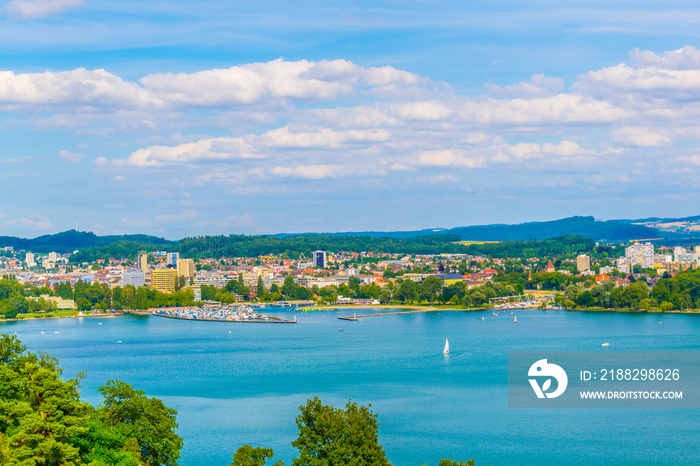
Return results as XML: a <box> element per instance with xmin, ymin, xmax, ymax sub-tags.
<box><xmin>1</xmin><ymin>304</ymin><xmax>698</xmax><ymax>323</ymax></box>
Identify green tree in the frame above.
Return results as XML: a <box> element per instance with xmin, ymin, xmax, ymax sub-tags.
<box><xmin>0</xmin><ymin>335</ymin><xmax>88</xmax><ymax>464</ymax></box>
<box><xmin>97</xmin><ymin>380</ymin><xmax>183</xmax><ymax>466</ymax></box>
<box><xmin>230</xmin><ymin>445</ymin><xmax>284</xmax><ymax>466</ymax></box>
<box><xmin>291</xmin><ymin>397</ymin><xmax>392</xmax><ymax>466</ymax></box>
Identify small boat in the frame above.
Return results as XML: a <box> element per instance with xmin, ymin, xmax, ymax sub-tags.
<box><xmin>116</xmin><ymin>340</ymin><xmax>122</xmax><ymax>344</ymax></box>
<box><xmin>481</xmin><ymin>317</ymin><xmax>485</xmax><ymax>320</ymax></box>
<box><xmin>443</xmin><ymin>339</ymin><xmax>450</xmax><ymax>354</ymax></box>
<box><xmin>98</xmin><ymin>322</ymin><xmax>103</xmax><ymax>325</ymax></box>
<box><xmin>40</xmin><ymin>331</ymin><xmax>45</xmax><ymax>334</ymax></box>
<box><xmin>338</xmin><ymin>328</ymin><xmax>344</xmax><ymax>332</ymax></box>
<box><xmin>601</xmin><ymin>342</ymin><xmax>609</xmax><ymax>347</ymax></box>
<box><xmin>514</xmin><ymin>315</ymin><xmax>518</xmax><ymax>323</ymax></box>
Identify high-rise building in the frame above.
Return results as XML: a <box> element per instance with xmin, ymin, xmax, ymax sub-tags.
<box><xmin>576</xmin><ymin>254</ymin><xmax>590</xmax><ymax>272</ymax></box>
<box><xmin>151</xmin><ymin>269</ymin><xmax>178</xmax><ymax>293</ymax></box>
<box><xmin>167</xmin><ymin>252</ymin><xmax>180</xmax><ymax>266</ymax></box>
<box><xmin>122</xmin><ymin>268</ymin><xmax>146</xmax><ymax>288</ymax></box>
<box><xmin>137</xmin><ymin>253</ymin><xmax>148</xmax><ymax>273</ymax></box>
<box><xmin>625</xmin><ymin>243</ymin><xmax>654</xmax><ymax>268</ymax></box>
<box><xmin>25</xmin><ymin>252</ymin><xmax>36</xmax><ymax>268</ymax></box>
<box><xmin>48</xmin><ymin>252</ymin><xmax>59</xmax><ymax>262</ymax></box>
<box><xmin>177</xmin><ymin>258</ymin><xmax>195</xmax><ymax>278</ymax></box>
<box><xmin>313</xmin><ymin>250</ymin><xmax>327</xmax><ymax>268</ymax></box>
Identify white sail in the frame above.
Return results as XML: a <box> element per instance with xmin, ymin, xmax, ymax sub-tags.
<box><xmin>514</xmin><ymin>315</ymin><xmax>518</xmax><ymax>323</ymax></box>
<box><xmin>443</xmin><ymin>339</ymin><xmax>450</xmax><ymax>354</ymax></box>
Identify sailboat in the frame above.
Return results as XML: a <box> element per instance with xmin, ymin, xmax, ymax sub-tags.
<box><xmin>443</xmin><ymin>339</ymin><xmax>450</xmax><ymax>354</ymax></box>
<box><xmin>514</xmin><ymin>315</ymin><xmax>518</xmax><ymax>324</ymax></box>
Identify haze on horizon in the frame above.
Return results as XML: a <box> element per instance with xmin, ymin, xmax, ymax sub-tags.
<box><xmin>1</xmin><ymin>1</ymin><xmax>700</xmax><ymax>239</ymax></box>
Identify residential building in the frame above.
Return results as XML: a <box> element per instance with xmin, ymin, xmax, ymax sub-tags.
<box><xmin>48</xmin><ymin>252</ymin><xmax>59</xmax><ymax>262</ymax></box>
<box><xmin>177</xmin><ymin>258</ymin><xmax>195</xmax><ymax>278</ymax></box>
<box><xmin>167</xmin><ymin>252</ymin><xmax>179</xmax><ymax>267</ymax></box>
<box><xmin>576</xmin><ymin>254</ymin><xmax>590</xmax><ymax>272</ymax></box>
<box><xmin>676</xmin><ymin>252</ymin><xmax>699</xmax><ymax>263</ymax></box>
<box><xmin>137</xmin><ymin>253</ymin><xmax>148</xmax><ymax>273</ymax></box>
<box><xmin>122</xmin><ymin>268</ymin><xmax>146</xmax><ymax>288</ymax></box>
<box><xmin>151</xmin><ymin>269</ymin><xmax>178</xmax><ymax>293</ymax></box>
<box><xmin>25</xmin><ymin>252</ymin><xmax>35</xmax><ymax>268</ymax></box>
<box><xmin>625</xmin><ymin>242</ymin><xmax>654</xmax><ymax>268</ymax></box>
<box><xmin>313</xmin><ymin>250</ymin><xmax>327</xmax><ymax>268</ymax></box>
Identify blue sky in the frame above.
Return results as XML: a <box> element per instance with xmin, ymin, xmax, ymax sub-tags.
<box><xmin>2</xmin><ymin>1</ymin><xmax>700</xmax><ymax>239</ymax></box>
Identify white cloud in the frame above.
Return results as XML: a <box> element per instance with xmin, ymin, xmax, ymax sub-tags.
<box><xmin>5</xmin><ymin>215</ymin><xmax>54</xmax><ymax>231</ymax></box>
<box><xmin>0</xmin><ymin>68</ymin><xmax>155</xmax><ymax>109</ymax></box>
<box><xmin>485</xmin><ymin>74</ymin><xmax>565</xmax><ymax>98</ymax></box>
<box><xmin>260</xmin><ymin>126</ymin><xmax>390</xmax><ymax>149</ymax></box>
<box><xmin>611</xmin><ymin>127</ymin><xmax>672</xmax><ymax>147</ymax></box>
<box><xmin>271</xmin><ymin>165</ymin><xmax>339</xmax><ymax>179</ymax></box>
<box><xmin>5</xmin><ymin>0</ymin><xmax>82</xmax><ymax>19</ymax></box>
<box><xmin>416</xmin><ymin>150</ymin><xmax>485</xmax><ymax>168</ymax></box>
<box><xmin>59</xmin><ymin>149</ymin><xmax>84</xmax><ymax>164</ymax></box>
<box><xmin>679</xmin><ymin>154</ymin><xmax>700</xmax><ymax>165</ymax></box>
<box><xmin>111</xmin><ymin>176</ymin><xmax>127</xmax><ymax>181</ymax></box>
<box><xmin>121</xmin><ymin>136</ymin><xmax>259</xmax><ymax>167</ymax></box>
<box><xmin>630</xmin><ymin>46</ymin><xmax>700</xmax><ymax>70</ymax></box>
<box><xmin>155</xmin><ymin>209</ymin><xmax>198</xmax><ymax>223</ymax></box>
<box><xmin>392</xmin><ymin>102</ymin><xmax>453</xmax><ymax>121</ymax></box>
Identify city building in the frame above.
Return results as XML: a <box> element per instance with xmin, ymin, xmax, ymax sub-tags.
<box><xmin>313</xmin><ymin>250</ymin><xmax>327</xmax><ymax>268</ymax></box>
<box><xmin>48</xmin><ymin>252</ymin><xmax>59</xmax><ymax>262</ymax></box>
<box><xmin>25</xmin><ymin>252</ymin><xmax>35</xmax><ymax>268</ymax></box>
<box><xmin>151</xmin><ymin>269</ymin><xmax>178</xmax><ymax>293</ymax></box>
<box><xmin>122</xmin><ymin>268</ymin><xmax>146</xmax><ymax>288</ymax></box>
<box><xmin>576</xmin><ymin>254</ymin><xmax>590</xmax><ymax>272</ymax></box>
<box><xmin>625</xmin><ymin>242</ymin><xmax>654</xmax><ymax>268</ymax></box>
<box><xmin>167</xmin><ymin>252</ymin><xmax>180</xmax><ymax>267</ymax></box>
<box><xmin>137</xmin><ymin>253</ymin><xmax>148</xmax><ymax>273</ymax></box>
<box><xmin>177</xmin><ymin>258</ymin><xmax>195</xmax><ymax>278</ymax></box>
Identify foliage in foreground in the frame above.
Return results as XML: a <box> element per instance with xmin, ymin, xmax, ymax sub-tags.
<box><xmin>0</xmin><ymin>335</ymin><xmax>182</xmax><ymax>465</ymax></box>
<box><xmin>230</xmin><ymin>396</ymin><xmax>484</xmax><ymax>466</ymax></box>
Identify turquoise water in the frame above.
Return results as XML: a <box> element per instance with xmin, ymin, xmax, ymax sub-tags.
<box><xmin>2</xmin><ymin>309</ymin><xmax>699</xmax><ymax>466</ymax></box>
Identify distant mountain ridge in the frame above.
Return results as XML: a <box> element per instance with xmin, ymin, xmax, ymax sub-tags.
<box><xmin>279</xmin><ymin>215</ymin><xmax>698</xmax><ymax>242</ymax></box>
<box><xmin>0</xmin><ymin>230</ymin><xmax>172</xmax><ymax>254</ymax></box>
<box><xmin>1</xmin><ymin>215</ymin><xmax>698</xmax><ymax>255</ymax></box>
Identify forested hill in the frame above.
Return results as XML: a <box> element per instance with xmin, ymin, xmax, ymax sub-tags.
<box><xmin>288</xmin><ymin>216</ymin><xmax>670</xmax><ymax>242</ymax></box>
<box><xmin>0</xmin><ymin>230</ymin><xmax>171</xmax><ymax>254</ymax></box>
<box><xmin>68</xmin><ymin>234</ymin><xmax>607</xmax><ymax>262</ymax></box>
<box><xmin>445</xmin><ymin>216</ymin><xmax>660</xmax><ymax>241</ymax></box>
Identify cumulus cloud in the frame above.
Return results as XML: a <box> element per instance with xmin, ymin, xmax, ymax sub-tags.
<box><xmin>271</xmin><ymin>165</ymin><xmax>339</xmax><ymax>179</ymax></box>
<box><xmin>485</xmin><ymin>74</ymin><xmax>565</xmax><ymax>98</ymax></box>
<box><xmin>5</xmin><ymin>0</ymin><xmax>82</xmax><ymax>19</ymax></box>
<box><xmin>679</xmin><ymin>154</ymin><xmax>700</xmax><ymax>165</ymax></box>
<box><xmin>611</xmin><ymin>127</ymin><xmax>672</xmax><ymax>147</ymax></box>
<box><xmin>574</xmin><ymin>47</ymin><xmax>700</xmax><ymax>103</ymax></box>
<box><xmin>260</xmin><ymin>126</ymin><xmax>390</xmax><ymax>149</ymax></box>
<box><xmin>5</xmin><ymin>215</ymin><xmax>54</xmax><ymax>231</ymax></box>
<box><xmin>59</xmin><ymin>150</ymin><xmax>84</xmax><ymax>163</ymax></box>
<box><xmin>416</xmin><ymin>150</ymin><xmax>485</xmax><ymax>168</ymax></box>
<box><xmin>120</xmin><ymin>136</ymin><xmax>260</xmax><ymax>167</ymax></box>
<box><xmin>155</xmin><ymin>209</ymin><xmax>198</xmax><ymax>223</ymax></box>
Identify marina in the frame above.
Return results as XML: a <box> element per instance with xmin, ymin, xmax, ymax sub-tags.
<box><xmin>146</xmin><ymin>305</ymin><xmax>296</xmax><ymax>323</ymax></box>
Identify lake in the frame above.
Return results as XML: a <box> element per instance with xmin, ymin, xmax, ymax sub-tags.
<box><xmin>2</xmin><ymin>308</ymin><xmax>699</xmax><ymax>466</ymax></box>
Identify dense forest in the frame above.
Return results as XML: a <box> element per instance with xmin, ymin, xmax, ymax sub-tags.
<box><xmin>0</xmin><ymin>230</ymin><xmax>171</xmax><ymax>254</ymax></box>
<box><xmin>68</xmin><ymin>234</ymin><xmax>610</xmax><ymax>263</ymax></box>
